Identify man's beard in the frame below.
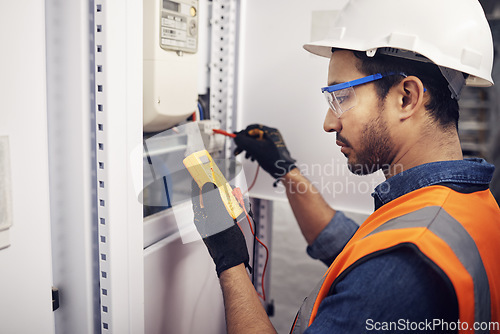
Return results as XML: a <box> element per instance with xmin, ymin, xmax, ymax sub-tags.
<box><xmin>347</xmin><ymin>112</ymin><xmax>394</xmax><ymax>175</ymax></box>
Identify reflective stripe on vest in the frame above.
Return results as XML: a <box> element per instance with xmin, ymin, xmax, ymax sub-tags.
<box><xmin>366</xmin><ymin>206</ymin><xmax>490</xmax><ymax>329</ymax></box>
<box><xmin>291</xmin><ymin>186</ymin><xmax>500</xmax><ymax>334</ymax></box>
<box><xmin>290</xmin><ymin>279</ymin><xmax>325</xmax><ymax>334</ymax></box>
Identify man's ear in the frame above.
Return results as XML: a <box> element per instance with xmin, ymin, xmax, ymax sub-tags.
<box><xmin>398</xmin><ymin>76</ymin><xmax>426</xmax><ymax>121</ymax></box>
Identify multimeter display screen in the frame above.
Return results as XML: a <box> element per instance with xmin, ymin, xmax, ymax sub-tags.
<box><xmin>163</xmin><ymin>0</ymin><xmax>179</xmax><ymax>12</ymax></box>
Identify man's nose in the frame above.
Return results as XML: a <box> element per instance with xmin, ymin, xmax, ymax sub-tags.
<box><xmin>323</xmin><ymin>109</ymin><xmax>342</xmax><ymax>133</ymax></box>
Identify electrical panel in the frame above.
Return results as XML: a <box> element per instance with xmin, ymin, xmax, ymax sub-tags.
<box><xmin>143</xmin><ymin>0</ymin><xmax>199</xmax><ymax>132</ymax></box>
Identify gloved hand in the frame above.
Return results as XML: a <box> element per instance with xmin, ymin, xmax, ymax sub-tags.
<box><xmin>191</xmin><ymin>181</ymin><xmax>250</xmax><ymax>277</ymax></box>
<box><xmin>234</xmin><ymin>124</ymin><xmax>297</xmax><ymax>179</ymax></box>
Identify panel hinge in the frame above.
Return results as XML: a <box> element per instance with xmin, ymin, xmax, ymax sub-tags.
<box><xmin>52</xmin><ymin>287</ymin><xmax>60</xmax><ymax>311</ymax></box>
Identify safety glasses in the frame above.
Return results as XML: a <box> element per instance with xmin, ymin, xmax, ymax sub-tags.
<box><xmin>321</xmin><ymin>72</ymin><xmax>407</xmax><ymax>118</ymax></box>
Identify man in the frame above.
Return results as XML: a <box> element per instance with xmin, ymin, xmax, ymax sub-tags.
<box><xmin>191</xmin><ymin>0</ymin><xmax>500</xmax><ymax>333</ymax></box>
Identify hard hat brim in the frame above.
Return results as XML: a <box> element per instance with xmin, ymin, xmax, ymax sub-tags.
<box><xmin>303</xmin><ymin>40</ymin><xmax>493</xmax><ymax>87</ymax></box>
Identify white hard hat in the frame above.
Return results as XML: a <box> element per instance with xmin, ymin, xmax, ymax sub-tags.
<box><xmin>304</xmin><ymin>0</ymin><xmax>494</xmax><ymax>98</ymax></box>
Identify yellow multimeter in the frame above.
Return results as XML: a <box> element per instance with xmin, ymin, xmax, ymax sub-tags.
<box><xmin>183</xmin><ymin>150</ymin><xmax>243</xmax><ymax>219</ymax></box>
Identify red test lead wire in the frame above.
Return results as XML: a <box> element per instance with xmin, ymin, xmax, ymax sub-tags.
<box><xmin>213</xmin><ymin>128</ymin><xmax>262</xmax><ymax>193</ymax></box>
<box><xmin>212</xmin><ymin>127</ymin><xmax>261</xmax><ymax>193</ymax></box>
<box><xmin>212</xmin><ymin>128</ymin><xmax>236</xmax><ymax>138</ymax></box>
<box><xmin>232</xmin><ymin>187</ymin><xmax>270</xmax><ymax>301</ymax></box>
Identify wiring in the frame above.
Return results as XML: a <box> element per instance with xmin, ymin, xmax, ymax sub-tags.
<box><xmin>197</xmin><ymin>101</ymin><xmax>204</xmax><ymax>120</ymax></box>
<box><xmin>210</xmin><ymin>128</ymin><xmax>260</xmax><ymax>194</ymax></box>
<box><xmin>212</xmin><ymin>128</ymin><xmax>236</xmax><ymax>138</ymax></box>
<box><xmin>233</xmin><ymin>187</ymin><xmax>270</xmax><ymax>301</ymax></box>
<box><xmin>245</xmin><ymin>165</ymin><xmax>260</xmax><ymax>194</ymax></box>
<box><xmin>192</xmin><ymin>101</ymin><xmax>204</xmax><ymax>122</ymax></box>
<box><xmin>209</xmin><ymin>126</ymin><xmax>267</xmax><ymax>299</ymax></box>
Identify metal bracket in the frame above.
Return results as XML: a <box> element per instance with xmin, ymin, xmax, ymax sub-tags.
<box><xmin>52</xmin><ymin>287</ymin><xmax>60</xmax><ymax>311</ymax></box>
<box><xmin>249</xmin><ymin>198</ymin><xmax>273</xmax><ymax>310</ymax></box>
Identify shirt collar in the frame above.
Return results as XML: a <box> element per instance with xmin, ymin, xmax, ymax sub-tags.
<box><xmin>371</xmin><ymin>158</ymin><xmax>495</xmax><ymax>211</ymax></box>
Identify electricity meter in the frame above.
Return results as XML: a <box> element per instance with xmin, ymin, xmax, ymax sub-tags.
<box><xmin>160</xmin><ymin>0</ymin><xmax>199</xmax><ymax>54</ymax></box>
<box><xmin>144</xmin><ymin>0</ymin><xmax>199</xmax><ymax>132</ymax></box>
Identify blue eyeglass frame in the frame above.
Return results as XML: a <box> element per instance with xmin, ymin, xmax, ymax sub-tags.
<box><xmin>321</xmin><ymin>72</ymin><xmax>408</xmax><ymax>93</ymax></box>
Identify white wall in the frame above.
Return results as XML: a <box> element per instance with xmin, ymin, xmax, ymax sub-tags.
<box><xmin>237</xmin><ymin>0</ymin><xmax>384</xmax><ymax>215</ymax></box>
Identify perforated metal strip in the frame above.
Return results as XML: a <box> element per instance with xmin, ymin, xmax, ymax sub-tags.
<box><xmin>210</xmin><ymin>0</ymin><xmax>239</xmax><ymax>158</ymax></box>
<box><xmin>250</xmin><ymin>198</ymin><xmax>273</xmax><ymax>307</ymax></box>
<box><xmin>94</xmin><ymin>1</ymin><xmax>111</xmax><ymax>332</ymax></box>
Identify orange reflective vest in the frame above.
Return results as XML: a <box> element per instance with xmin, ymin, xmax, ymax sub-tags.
<box><xmin>291</xmin><ymin>185</ymin><xmax>500</xmax><ymax>334</ymax></box>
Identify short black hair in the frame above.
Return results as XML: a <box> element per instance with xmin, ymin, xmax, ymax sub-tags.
<box><xmin>351</xmin><ymin>51</ymin><xmax>459</xmax><ymax>130</ymax></box>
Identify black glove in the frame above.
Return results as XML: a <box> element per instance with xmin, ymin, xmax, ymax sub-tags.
<box><xmin>234</xmin><ymin>124</ymin><xmax>297</xmax><ymax>179</ymax></box>
<box><xmin>191</xmin><ymin>181</ymin><xmax>250</xmax><ymax>277</ymax></box>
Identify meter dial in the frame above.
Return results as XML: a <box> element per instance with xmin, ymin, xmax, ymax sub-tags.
<box><xmin>189</xmin><ymin>20</ymin><xmax>197</xmax><ymax>36</ymax></box>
